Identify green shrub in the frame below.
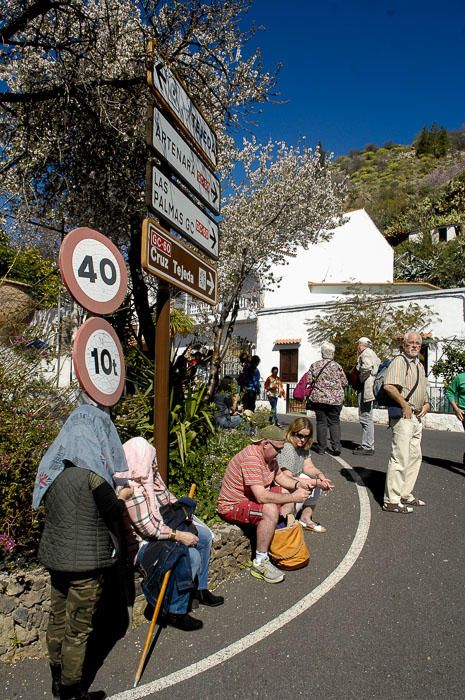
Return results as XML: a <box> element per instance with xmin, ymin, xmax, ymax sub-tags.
<box><xmin>0</xmin><ymin>348</ymin><xmax>74</xmax><ymax>557</ymax></box>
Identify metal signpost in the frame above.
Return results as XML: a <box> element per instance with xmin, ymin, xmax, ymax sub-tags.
<box><xmin>146</xmin><ymin>163</ymin><xmax>219</xmax><ymax>259</ymax></box>
<box><xmin>141</xmin><ymin>219</ymin><xmax>217</xmax><ymax>305</ymax></box>
<box><xmin>146</xmin><ymin>43</ymin><xmax>220</xmax><ymax>481</ymax></box>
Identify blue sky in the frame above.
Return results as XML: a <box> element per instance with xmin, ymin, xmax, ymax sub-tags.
<box><xmin>241</xmin><ymin>0</ymin><xmax>465</xmax><ymax>157</ymax></box>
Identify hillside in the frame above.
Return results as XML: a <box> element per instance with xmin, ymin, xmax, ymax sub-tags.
<box><xmin>336</xmin><ymin>127</ymin><xmax>465</xmax><ymax>234</ymax></box>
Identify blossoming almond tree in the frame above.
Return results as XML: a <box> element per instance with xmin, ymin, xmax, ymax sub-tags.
<box><xmin>0</xmin><ymin>0</ymin><xmax>345</xmax><ymax>395</ymax></box>
<box><xmin>201</xmin><ymin>138</ymin><xmax>346</xmax><ymax>397</ymax></box>
<box><xmin>0</xmin><ymin>0</ymin><xmax>277</xmax><ymax>343</ymax></box>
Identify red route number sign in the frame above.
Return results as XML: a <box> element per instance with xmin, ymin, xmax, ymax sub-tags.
<box><xmin>73</xmin><ymin>317</ymin><xmax>125</xmax><ymax>406</ymax></box>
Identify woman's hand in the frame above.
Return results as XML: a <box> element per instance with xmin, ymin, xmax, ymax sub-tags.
<box><xmin>118</xmin><ymin>486</ymin><xmax>134</xmax><ymax>501</ymax></box>
<box><xmin>175</xmin><ymin>531</ymin><xmax>199</xmax><ymax>547</ymax></box>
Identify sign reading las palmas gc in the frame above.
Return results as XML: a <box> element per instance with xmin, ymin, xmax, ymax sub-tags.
<box><xmin>146</xmin><ymin>163</ymin><xmax>219</xmax><ymax>259</ymax></box>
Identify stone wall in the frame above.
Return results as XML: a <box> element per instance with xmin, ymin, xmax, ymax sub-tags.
<box><xmin>0</xmin><ymin>523</ymin><xmax>251</xmax><ymax>664</ymax></box>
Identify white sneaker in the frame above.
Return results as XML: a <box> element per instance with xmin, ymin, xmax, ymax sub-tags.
<box><xmin>250</xmin><ymin>556</ymin><xmax>285</xmax><ymax>583</ymax></box>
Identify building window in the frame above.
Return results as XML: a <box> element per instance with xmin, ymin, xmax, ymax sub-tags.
<box><xmin>437</xmin><ymin>227</ymin><xmax>447</xmax><ymax>242</ymax></box>
<box><xmin>280</xmin><ymin>349</ymin><xmax>298</xmax><ymax>382</ymax></box>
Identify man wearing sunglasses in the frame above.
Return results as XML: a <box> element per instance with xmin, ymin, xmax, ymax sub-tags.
<box><xmin>217</xmin><ymin>425</ymin><xmax>311</xmax><ymax>583</ymax></box>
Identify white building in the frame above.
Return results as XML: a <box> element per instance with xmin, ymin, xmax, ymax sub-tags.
<box><xmin>228</xmin><ymin>209</ymin><xmax>465</xmax><ymax>415</ymax></box>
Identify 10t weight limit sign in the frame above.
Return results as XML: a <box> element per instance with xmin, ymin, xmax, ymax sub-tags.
<box><xmin>73</xmin><ymin>318</ymin><xmax>125</xmax><ymax>406</ymax></box>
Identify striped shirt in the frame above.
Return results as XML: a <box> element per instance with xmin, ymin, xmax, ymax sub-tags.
<box><xmin>217</xmin><ymin>444</ymin><xmax>280</xmax><ymax>514</ymax></box>
<box><xmin>384</xmin><ymin>354</ymin><xmax>428</xmax><ymax>411</ymax></box>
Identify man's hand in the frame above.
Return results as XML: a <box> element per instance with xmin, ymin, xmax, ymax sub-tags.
<box><xmin>292</xmin><ymin>487</ymin><xmax>310</xmax><ymax>502</ymax></box>
<box><xmin>402</xmin><ymin>404</ymin><xmax>413</xmax><ymax>419</ymax></box>
<box><xmin>455</xmin><ymin>407</ymin><xmax>464</xmax><ymax>422</ymax></box>
<box><xmin>417</xmin><ymin>402</ymin><xmax>430</xmax><ymax>419</ymax></box>
<box><xmin>175</xmin><ymin>531</ymin><xmax>199</xmax><ymax>547</ymax></box>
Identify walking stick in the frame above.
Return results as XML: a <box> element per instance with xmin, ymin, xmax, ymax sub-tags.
<box><xmin>133</xmin><ymin>483</ymin><xmax>197</xmax><ymax>688</ymax></box>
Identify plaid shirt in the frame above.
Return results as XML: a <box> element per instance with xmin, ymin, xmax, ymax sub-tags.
<box><xmin>121</xmin><ymin>473</ymin><xmax>176</xmax><ymax>563</ymax></box>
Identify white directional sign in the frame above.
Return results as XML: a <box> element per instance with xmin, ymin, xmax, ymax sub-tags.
<box><xmin>142</xmin><ymin>219</ymin><xmax>217</xmax><ymax>305</ymax></box>
<box><xmin>73</xmin><ymin>317</ymin><xmax>125</xmax><ymax>406</ymax></box>
<box><xmin>59</xmin><ymin>227</ymin><xmax>127</xmax><ymax>315</ymax></box>
<box><xmin>147</xmin><ymin>164</ymin><xmax>219</xmax><ymax>259</ymax></box>
<box><xmin>149</xmin><ymin>106</ymin><xmax>221</xmax><ymax>216</ymax></box>
<box><xmin>148</xmin><ymin>44</ymin><xmax>217</xmax><ymax>169</ymax></box>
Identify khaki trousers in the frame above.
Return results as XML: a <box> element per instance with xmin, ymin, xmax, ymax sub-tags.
<box><xmin>384</xmin><ymin>416</ymin><xmax>423</xmax><ymax>504</ymax></box>
<box><xmin>47</xmin><ymin>572</ymin><xmax>103</xmax><ymax>686</ymax></box>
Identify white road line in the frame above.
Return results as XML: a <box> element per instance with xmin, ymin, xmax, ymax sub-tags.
<box><xmin>109</xmin><ymin>456</ymin><xmax>371</xmax><ymax>699</ymax></box>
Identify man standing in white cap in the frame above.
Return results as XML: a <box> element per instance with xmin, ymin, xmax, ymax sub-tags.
<box><xmin>353</xmin><ymin>337</ymin><xmax>380</xmax><ymax>456</ymax></box>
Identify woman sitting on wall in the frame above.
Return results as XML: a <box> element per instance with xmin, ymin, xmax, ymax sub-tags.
<box><xmin>277</xmin><ymin>417</ymin><xmax>334</xmax><ymax>533</ymax></box>
<box><xmin>116</xmin><ymin>437</ymin><xmax>224</xmax><ymax>632</ymax></box>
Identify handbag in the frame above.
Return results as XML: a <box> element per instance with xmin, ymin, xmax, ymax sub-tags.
<box><xmin>269</xmin><ymin>521</ymin><xmax>310</xmax><ymax>570</ymax></box>
<box><xmin>293</xmin><ymin>372</ymin><xmax>309</xmax><ymax>402</ymax></box>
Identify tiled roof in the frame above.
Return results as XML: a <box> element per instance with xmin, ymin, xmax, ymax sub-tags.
<box><xmin>273</xmin><ymin>338</ymin><xmax>301</xmax><ymax>345</ymax></box>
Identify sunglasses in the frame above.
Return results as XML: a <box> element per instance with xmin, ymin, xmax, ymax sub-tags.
<box><xmin>268</xmin><ymin>441</ymin><xmax>284</xmax><ymax>452</ymax></box>
<box><xmin>292</xmin><ymin>432</ymin><xmax>311</xmax><ymax>441</ymax></box>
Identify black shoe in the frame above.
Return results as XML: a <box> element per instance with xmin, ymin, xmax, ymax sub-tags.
<box><xmin>327</xmin><ymin>448</ymin><xmax>341</xmax><ymax>456</ymax></box>
<box><xmin>164</xmin><ymin>612</ymin><xmax>203</xmax><ymax>631</ymax></box>
<box><xmin>194</xmin><ymin>589</ymin><xmax>225</xmax><ymax>607</ymax></box>
<box><xmin>352</xmin><ymin>447</ymin><xmax>374</xmax><ymax>456</ymax></box>
<box><xmin>59</xmin><ymin>683</ymin><xmax>91</xmax><ymax>700</ymax></box>
<box><xmin>51</xmin><ymin>664</ymin><xmax>61</xmax><ymax>698</ymax></box>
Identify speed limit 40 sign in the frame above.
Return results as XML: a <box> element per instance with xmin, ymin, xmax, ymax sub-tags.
<box><xmin>73</xmin><ymin>317</ymin><xmax>125</xmax><ymax>406</ymax></box>
<box><xmin>59</xmin><ymin>227</ymin><xmax>127</xmax><ymax>314</ymax></box>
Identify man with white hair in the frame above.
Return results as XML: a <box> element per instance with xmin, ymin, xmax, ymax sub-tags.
<box><xmin>353</xmin><ymin>337</ymin><xmax>380</xmax><ymax>456</ymax></box>
<box><xmin>382</xmin><ymin>331</ymin><xmax>430</xmax><ymax>513</ymax></box>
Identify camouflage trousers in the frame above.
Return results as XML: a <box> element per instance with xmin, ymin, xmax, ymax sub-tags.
<box><xmin>47</xmin><ymin>572</ymin><xmax>103</xmax><ymax>686</ymax></box>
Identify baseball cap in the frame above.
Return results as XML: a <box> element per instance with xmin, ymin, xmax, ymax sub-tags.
<box><xmin>250</xmin><ymin>425</ymin><xmax>286</xmax><ymax>443</ymax></box>
<box><xmin>358</xmin><ymin>337</ymin><xmax>372</xmax><ymax>346</ymax></box>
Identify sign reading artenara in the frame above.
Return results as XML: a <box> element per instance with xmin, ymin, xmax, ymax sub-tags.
<box><xmin>141</xmin><ymin>219</ymin><xmax>217</xmax><ymax>306</ymax></box>
<box><xmin>149</xmin><ymin>105</ymin><xmax>220</xmax><ymax>216</ymax></box>
<box><xmin>147</xmin><ymin>43</ymin><xmax>217</xmax><ymax>169</ymax></box>
<box><xmin>147</xmin><ymin>163</ymin><xmax>219</xmax><ymax>259</ymax></box>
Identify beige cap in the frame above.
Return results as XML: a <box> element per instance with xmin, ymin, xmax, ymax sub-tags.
<box><xmin>358</xmin><ymin>337</ymin><xmax>372</xmax><ymax>346</ymax></box>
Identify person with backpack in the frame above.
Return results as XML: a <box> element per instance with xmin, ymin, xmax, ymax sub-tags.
<box><xmin>353</xmin><ymin>337</ymin><xmax>380</xmax><ymax>456</ymax></box>
<box><xmin>382</xmin><ymin>331</ymin><xmax>430</xmax><ymax>514</ymax></box>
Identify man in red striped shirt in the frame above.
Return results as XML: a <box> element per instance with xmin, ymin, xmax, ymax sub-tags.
<box><xmin>217</xmin><ymin>425</ymin><xmax>310</xmax><ymax>583</ymax></box>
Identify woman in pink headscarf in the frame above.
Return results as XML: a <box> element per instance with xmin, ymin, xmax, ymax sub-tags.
<box><xmin>116</xmin><ymin>437</ymin><xmax>223</xmax><ymax>632</ymax></box>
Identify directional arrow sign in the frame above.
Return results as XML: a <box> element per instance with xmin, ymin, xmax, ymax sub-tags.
<box><xmin>141</xmin><ymin>219</ymin><xmax>217</xmax><ymax>306</ymax></box>
<box><xmin>147</xmin><ymin>164</ymin><xmax>219</xmax><ymax>260</ymax></box>
<box><xmin>148</xmin><ymin>45</ymin><xmax>217</xmax><ymax>169</ymax></box>
<box><xmin>149</xmin><ymin>105</ymin><xmax>221</xmax><ymax>216</ymax></box>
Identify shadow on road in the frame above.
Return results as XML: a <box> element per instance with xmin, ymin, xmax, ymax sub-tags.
<box><xmin>341</xmin><ymin>438</ymin><xmax>359</xmax><ymax>451</ymax></box>
<box><xmin>422</xmin><ymin>454</ymin><xmax>465</xmax><ymax>477</ymax></box>
<box><xmin>340</xmin><ymin>466</ymin><xmax>386</xmax><ymax>506</ymax></box>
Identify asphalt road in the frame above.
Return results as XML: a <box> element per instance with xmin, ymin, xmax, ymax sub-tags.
<box><xmin>2</xmin><ymin>421</ymin><xmax>465</xmax><ymax>700</ymax></box>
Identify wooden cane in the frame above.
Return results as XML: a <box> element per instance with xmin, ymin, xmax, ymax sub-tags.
<box><xmin>133</xmin><ymin>483</ymin><xmax>197</xmax><ymax>688</ymax></box>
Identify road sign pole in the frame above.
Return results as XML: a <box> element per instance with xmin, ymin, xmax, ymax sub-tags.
<box><xmin>153</xmin><ymin>280</ymin><xmax>170</xmax><ymax>484</ymax></box>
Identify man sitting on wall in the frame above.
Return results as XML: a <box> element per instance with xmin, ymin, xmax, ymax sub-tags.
<box><xmin>217</xmin><ymin>425</ymin><xmax>311</xmax><ymax>584</ymax></box>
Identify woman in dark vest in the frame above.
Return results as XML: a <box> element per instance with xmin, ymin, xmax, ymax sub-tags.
<box><xmin>32</xmin><ymin>395</ymin><xmax>132</xmax><ymax>700</ymax></box>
